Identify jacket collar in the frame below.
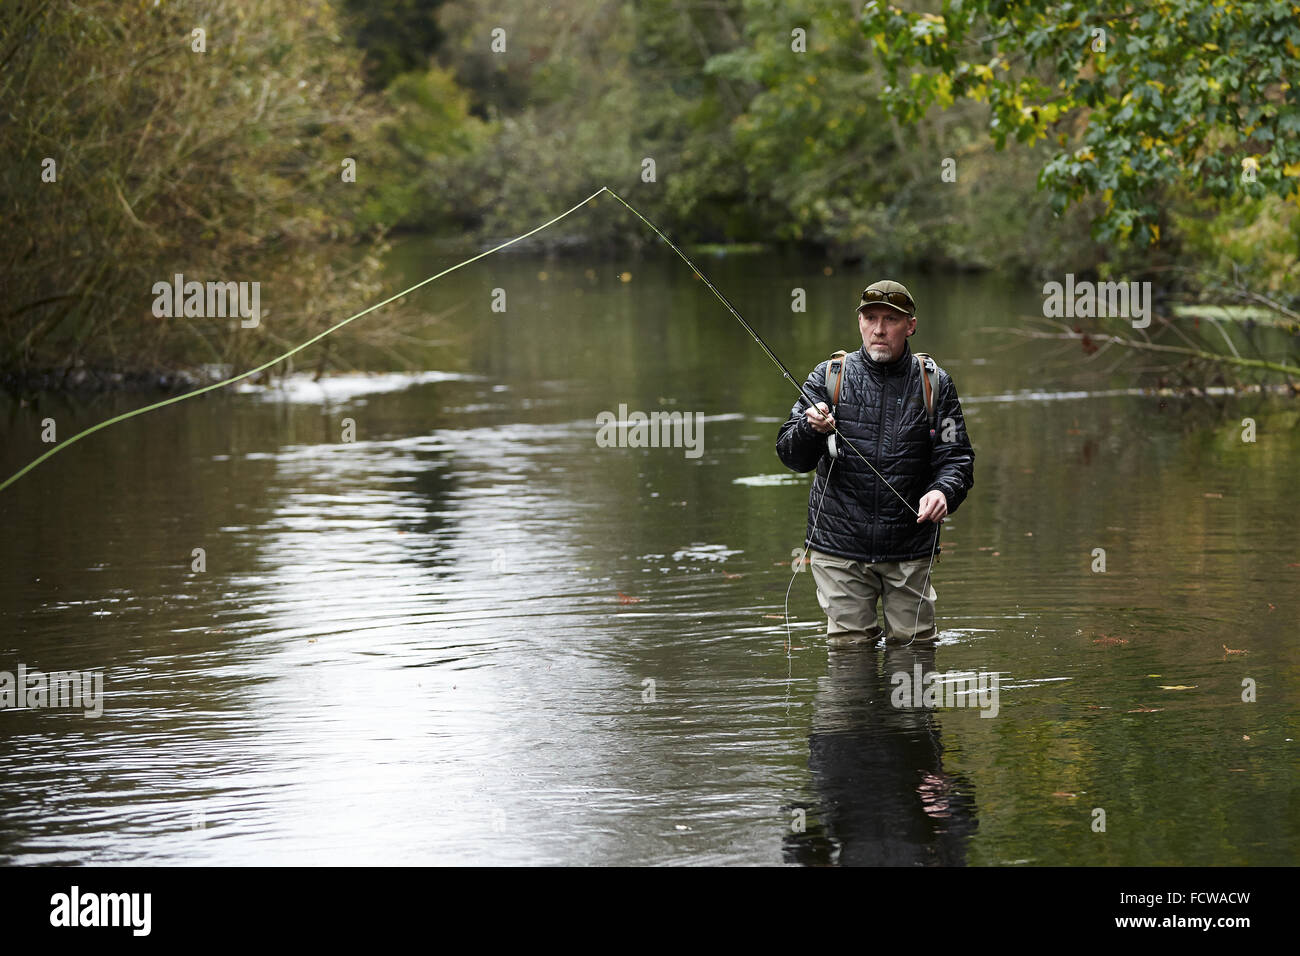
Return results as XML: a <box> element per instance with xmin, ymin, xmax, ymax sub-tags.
<box><xmin>858</xmin><ymin>340</ymin><xmax>913</xmax><ymax>377</ymax></box>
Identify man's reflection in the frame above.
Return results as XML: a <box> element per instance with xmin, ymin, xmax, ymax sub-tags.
<box><xmin>784</xmin><ymin>644</ymin><xmax>978</xmax><ymax>865</ymax></box>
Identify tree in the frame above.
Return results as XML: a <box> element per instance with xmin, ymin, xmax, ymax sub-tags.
<box><xmin>0</xmin><ymin>0</ymin><xmax>401</xmax><ymax>384</ymax></box>
<box><xmin>859</xmin><ymin>0</ymin><xmax>1300</xmax><ymax>245</ymax></box>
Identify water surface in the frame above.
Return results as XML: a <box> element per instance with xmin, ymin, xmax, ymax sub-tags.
<box><xmin>1</xmin><ymin>246</ymin><xmax>1296</xmax><ymax>865</ymax></box>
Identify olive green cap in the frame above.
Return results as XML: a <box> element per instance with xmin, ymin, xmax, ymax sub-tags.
<box><xmin>857</xmin><ymin>279</ymin><xmax>916</xmax><ymax>317</ymax></box>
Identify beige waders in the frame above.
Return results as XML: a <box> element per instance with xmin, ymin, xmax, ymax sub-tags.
<box><xmin>808</xmin><ymin>548</ymin><xmax>937</xmax><ymax>646</ymax></box>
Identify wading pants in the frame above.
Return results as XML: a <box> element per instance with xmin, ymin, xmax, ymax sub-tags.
<box><xmin>808</xmin><ymin>548</ymin><xmax>938</xmax><ymax>644</ymax></box>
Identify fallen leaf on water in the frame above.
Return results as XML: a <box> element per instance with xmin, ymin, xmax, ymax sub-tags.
<box><xmin>1158</xmin><ymin>684</ymin><xmax>1197</xmax><ymax>690</ymax></box>
<box><xmin>617</xmin><ymin>592</ymin><xmax>641</xmax><ymax>604</ymax></box>
<box><xmin>1268</xmin><ymin>603</ymin><xmax>1276</xmax><ymax>611</ymax></box>
<box><xmin>1222</xmin><ymin>645</ymin><xmax>1248</xmax><ymax>655</ymax></box>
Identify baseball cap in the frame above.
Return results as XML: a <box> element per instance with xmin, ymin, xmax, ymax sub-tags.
<box><xmin>858</xmin><ymin>279</ymin><xmax>916</xmax><ymax>317</ymax></box>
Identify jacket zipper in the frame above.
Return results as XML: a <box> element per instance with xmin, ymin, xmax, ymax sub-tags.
<box><xmin>871</xmin><ymin>367</ymin><xmax>887</xmax><ymax>561</ymax></box>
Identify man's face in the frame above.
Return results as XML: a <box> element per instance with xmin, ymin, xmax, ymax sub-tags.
<box><xmin>858</xmin><ymin>304</ymin><xmax>917</xmax><ymax>362</ymax></box>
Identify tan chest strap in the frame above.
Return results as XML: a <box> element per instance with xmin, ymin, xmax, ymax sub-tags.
<box><xmin>828</xmin><ymin>350</ymin><xmax>848</xmax><ymax>411</ymax></box>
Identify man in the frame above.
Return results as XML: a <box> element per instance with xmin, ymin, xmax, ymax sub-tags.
<box><xmin>776</xmin><ymin>280</ymin><xmax>975</xmax><ymax>647</ymax></box>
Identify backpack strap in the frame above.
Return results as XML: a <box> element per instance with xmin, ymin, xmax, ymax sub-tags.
<box><xmin>913</xmin><ymin>351</ymin><xmax>939</xmax><ymax>436</ymax></box>
<box><xmin>827</xmin><ymin>349</ymin><xmax>849</xmax><ymax>412</ymax></box>
<box><xmin>824</xmin><ymin>349</ymin><xmax>850</xmax><ymax>460</ymax></box>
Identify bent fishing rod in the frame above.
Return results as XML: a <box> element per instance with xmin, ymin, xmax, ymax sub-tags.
<box><xmin>2</xmin><ymin>183</ymin><xmax>924</xmax><ymax>517</ymax></box>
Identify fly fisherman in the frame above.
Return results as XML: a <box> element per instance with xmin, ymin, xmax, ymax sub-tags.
<box><xmin>776</xmin><ymin>280</ymin><xmax>975</xmax><ymax>647</ymax></box>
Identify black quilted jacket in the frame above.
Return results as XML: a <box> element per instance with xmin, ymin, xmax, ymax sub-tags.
<box><xmin>775</xmin><ymin>341</ymin><xmax>975</xmax><ymax>562</ymax></box>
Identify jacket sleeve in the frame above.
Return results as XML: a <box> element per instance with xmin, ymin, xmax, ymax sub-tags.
<box><xmin>927</xmin><ymin>370</ymin><xmax>975</xmax><ymax>513</ymax></box>
<box><xmin>776</xmin><ymin>362</ymin><xmax>831</xmax><ymax>474</ymax></box>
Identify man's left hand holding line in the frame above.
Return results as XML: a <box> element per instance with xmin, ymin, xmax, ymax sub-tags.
<box><xmin>917</xmin><ymin>490</ymin><xmax>948</xmax><ymax>524</ymax></box>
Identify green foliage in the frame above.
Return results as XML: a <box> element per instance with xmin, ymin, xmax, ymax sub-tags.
<box><xmin>859</xmin><ymin>0</ymin><xmax>1300</xmax><ymax>246</ymax></box>
<box><xmin>697</xmin><ymin>0</ymin><xmax>1104</xmax><ymax>272</ymax></box>
<box><xmin>707</xmin><ymin>2</ymin><xmax>893</xmax><ymax>245</ymax></box>
<box><xmin>339</xmin><ymin>0</ymin><xmax>448</xmax><ymax>91</ymax></box>
<box><xmin>425</xmin><ymin>0</ymin><xmax>756</xmax><ymax>246</ymax></box>
<box><xmin>1169</xmin><ymin>192</ymin><xmax>1299</xmax><ymax>300</ymax></box>
<box><xmin>359</xmin><ymin>66</ymin><xmax>490</xmax><ymax>230</ymax></box>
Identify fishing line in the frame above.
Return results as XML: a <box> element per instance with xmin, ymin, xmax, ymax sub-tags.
<box><xmin>899</xmin><ymin>524</ymin><xmax>941</xmax><ymax>649</ymax></box>
<box><xmin>3</xmin><ymin>184</ymin><xmax>943</xmax><ymax>641</ymax></box>
<box><xmin>6</xmin><ymin>184</ymin><xmax>920</xmax><ymax>517</ymax></box>
<box><xmin>783</xmin><ymin>458</ymin><xmax>835</xmax><ymax>658</ymax></box>
<box><xmin>0</xmin><ymin>186</ymin><xmax>608</xmax><ymax>494</ymax></box>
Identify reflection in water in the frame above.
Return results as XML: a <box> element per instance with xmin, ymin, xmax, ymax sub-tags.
<box><xmin>785</xmin><ymin>645</ymin><xmax>977</xmax><ymax>866</ymax></box>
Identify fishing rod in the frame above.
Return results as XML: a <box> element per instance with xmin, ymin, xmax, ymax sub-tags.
<box><xmin>599</xmin><ymin>187</ymin><xmax>942</xmax><ymax>652</ymax></box>
<box><xmin>602</xmin><ymin>186</ymin><xmax>923</xmax><ymax>518</ymax></box>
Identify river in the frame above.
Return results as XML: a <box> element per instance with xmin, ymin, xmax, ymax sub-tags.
<box><xmin>1</xmin><ymin>242</ymin><xmax>1296</xmax><ymax>865</ymax></box>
